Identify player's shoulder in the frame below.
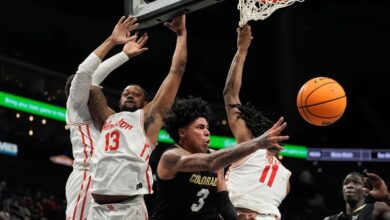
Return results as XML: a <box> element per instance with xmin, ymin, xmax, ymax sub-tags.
<box><xmin>163</xmin><ymin>147</ymin><xmax>187</xmax><ymax>157</ymax></box>
<box><xmin>161</xmin><ymin>146</ymin><xmax>181</xmax><ymax>158</ymax></box>
<box><xmin>163</xmin><ymin>146</ymin><xmax>192</xmax><ymax>161</ymax></box>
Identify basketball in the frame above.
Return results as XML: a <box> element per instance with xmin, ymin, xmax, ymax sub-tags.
<box><xmin>296</xmin><ymin>77</ymin><xmax>347</xmax><ymax>126</ymax></box>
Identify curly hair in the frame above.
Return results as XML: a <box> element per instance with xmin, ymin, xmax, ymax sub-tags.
<box><xmin>230</xmin><ymin>102</ymin><xmax>274</xmax><ymax>138</ymax></box>
<box><xmin>163</xmin><ymin>97</ymin><xmax>212</xmax><ymax>144</ymax></box>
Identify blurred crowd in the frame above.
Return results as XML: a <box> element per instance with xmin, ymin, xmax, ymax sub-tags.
<box><xmin>0</xmin><ymin>180</ymin><xmax>65</xmax><ymax>220</ymax></box>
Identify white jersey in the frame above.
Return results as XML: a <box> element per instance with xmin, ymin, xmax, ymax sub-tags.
<box><xmin>91</xmin><ymin>110</ymin><xmax>155</xmax><ymax>196</ymax></box>
<box><xmin>226</xmin><ymin>149</ymin><xmax>291</xmax><ymax>218</ymax></box>
<box><xmin>65</xmin><ymin>53</ymin><xmax>101</xmax><ymax>220</ymax></box>
<box><xmin>65</xmin><ymin>52</ymin><xmax>128</xmax><ymax>220</ymax></box>
<box><xmin>66</xmin><ymin>53</ymin><xmax>102</xmax><ymax>169</ymax></box>
<box><xmin>66</xmin><ymin>52</ymin><xmax>129</xmax><ymax>169</ymax></box>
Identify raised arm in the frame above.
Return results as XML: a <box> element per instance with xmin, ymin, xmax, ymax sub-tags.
<box><xmin>143</xmin><ymin>15</ymin><xmax>187</xmax><ymax>142</ymax></box>
<box><xmin>88</xmin><ymin>33</ymin><xmax>149</xmax><ymax>128</ymax></box>
<box><xmin>92</xmin><ymin>33</ymin><xmax>149</xmax><ymax>87</ymax></box>
<box><xmin>365</xmin><ymin>173</ymin><xmax>390</xmax><ymax>219</ymax></box>
<box><xmin>88</xmin><ymin>86</ymin><xmax>115</xmax><ymax>129</ymax></box>
<box><xmin>69</xmin><ymin>16</ymin><xmax>138</xmax><ymax>109</ymax></box>
<box><xmin>157</xmin><ymin>117</ymin><xmax>288</xmax><ymax>180</ymax></box>
<box><xmin>223</xmin><ymin>25</ymin><xmax>253</xmax><ymax>143</ymax></box>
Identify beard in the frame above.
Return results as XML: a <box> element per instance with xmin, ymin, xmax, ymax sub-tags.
<box><xmin>120</xmin><ymin>103</ymin><xmax>139</xmax><ymax>112</ymax></box>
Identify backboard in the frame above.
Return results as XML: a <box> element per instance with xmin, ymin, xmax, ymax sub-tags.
<box><xmin>125</xmin><ymin>0</ymin><xmax>226</xmax><ymax>29</ymax></box>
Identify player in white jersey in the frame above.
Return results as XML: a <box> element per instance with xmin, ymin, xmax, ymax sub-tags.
<box><xmin>86</xmin><ymin>15</ymin><xmax>187</xmax><ymax>220</ymax></box>
<box><xmin>223</xmin><ymin>24</ymin><xmax>291</xmax><ymax>220</ymax></box>
<box><xmin>64</xmin><ymin>16</ymin><xmax>147</xmax><ymax>220</ymax></box>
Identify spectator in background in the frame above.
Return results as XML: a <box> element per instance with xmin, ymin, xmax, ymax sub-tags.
<box><xmin>324</xmin><ymin>172</ymin><xmax>390</xmax><ymax>220</ymax></box>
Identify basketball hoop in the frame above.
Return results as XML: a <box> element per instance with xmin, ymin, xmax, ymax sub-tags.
<box><xmin>238</xmin><ymin>0</ymin><xmax>304</xmax><ymax>26</ymax></box>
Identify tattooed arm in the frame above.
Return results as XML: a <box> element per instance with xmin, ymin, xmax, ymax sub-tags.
<box><xmin>88</xmin><ymin>86</ymin><xmax>115</xmax><ymax>129</ymax></box>
<box><xmin>157</xmin><ymin>117</ymin><xmax>288</xmax><ymax>180</ymax></box>
<box><xmin>223</xmin><ymin>24</ymin><xmax>253</xmax><ymax>144</ymax></box>
<box><xmin>143</xmin><ymin>15</ymin><xmax>187</xmax><ymax>144</ymax></box>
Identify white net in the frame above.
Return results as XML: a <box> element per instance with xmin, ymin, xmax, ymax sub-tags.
<box><xmin>238</xmin><ymin>0</ymin><xmax>304</xmax><ymax>26</ymax></box>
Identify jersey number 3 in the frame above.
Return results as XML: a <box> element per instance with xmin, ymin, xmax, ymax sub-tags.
<box><xmin>259</xmin><ymin>164</ymin><xmax>279</xmax><ymax>187</ymax></box>
<box><xmin>105</xmin><ymin>131</ymin><xmax>120</xmax><ymax>151</ymax></box>
<box><xmin>191</xmin><ymin>189</ymin><xmax>209</xmax><ymax>212</ymax></box>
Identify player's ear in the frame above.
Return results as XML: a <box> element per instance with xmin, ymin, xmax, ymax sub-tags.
<box><xmin>178</xmin><ymin>128</ymin><xmax>185</xmax><ymax>139</ymax></box>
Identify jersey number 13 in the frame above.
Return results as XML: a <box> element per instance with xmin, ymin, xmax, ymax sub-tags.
<box><xmin>105</xmin><ymin>131</ymin><xmax>120</xmax><ymax>151</ymax></box>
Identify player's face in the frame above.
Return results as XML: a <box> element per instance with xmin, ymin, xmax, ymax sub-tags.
<box><xmin>180</xmin><ymin>117</ymin><xmax>210</xmax><ymax>153</ymax></box>
<box><xmin>119</xmin><ymin>85</ymin><xmax>147</xmax><ymax>112</ymax></box>
<box><xmin>342</xmin><ymin>174</ymin><xmax>367</xmax><ymax>203</ymax></box>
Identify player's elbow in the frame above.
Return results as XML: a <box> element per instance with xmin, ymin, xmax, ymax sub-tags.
<box><xmin>208</xmin><ymin>157</ymin><xmax>224</xmax><ymax>171</ymax></box>
<box><xmin>223</xmin><ymin>86</ymin><xmax>237</xmax><ymax>98</ymax></box>
<box><xmin>223</xmin><ymin>88</ymin><xmax>238</xmax><ymax>103</ymax></box>
<box><xmin>170</xmin><ymin>65</ymin><xmax>186</xmax><ymax>76</ymax></box>
<box><xmin>223</xmin><ymin>87</ymin><xmax>231</xmax><ymax>98</ymax></box>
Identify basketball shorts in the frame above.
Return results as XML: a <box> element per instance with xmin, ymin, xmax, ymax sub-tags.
<box><xmin>66</xmin><ymin>169</ymin><xmax>92</xmax><ymax>220</ymax></box>
<box><xmin>87</xmin><ymin>195</ymin><xmax>148</xmax><ymax>220</ymax></box>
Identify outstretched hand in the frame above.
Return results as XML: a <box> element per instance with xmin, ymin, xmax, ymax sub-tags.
<box><xmin>164</xmin><ymin>14</ymin><xmax>186</xmax><ymax>35</ymax></box>
<box><xmin>256</xmin><ymin>117</ymin><xmax>288</xmax><ymax>151</ymax></box>
<box><xmin>122</xmin><ymin>32</ymin><xmax>149</xmax><ymax>58</ymax></box>
<box><xmin>237</xmin><ymin>24</ymin><xmax>253</xmax><ymax>51</ymax></box>
<box><xmin>364</xmin><ymin>173</ymin><xmax>390</xmax><ymax>201</ymax></box>
<box><xmin>111</xmin><ymin>16</ymin><xmax>139</xmax><ymax>45</ymax></box>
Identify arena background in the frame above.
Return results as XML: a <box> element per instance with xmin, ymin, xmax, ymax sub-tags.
<box><xmin>0</xmin><ymin>0</ymin><xmax>389</xmax><ymax>219</ymax></box>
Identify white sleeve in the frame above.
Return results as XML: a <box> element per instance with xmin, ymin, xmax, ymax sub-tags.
<box><xmin>68</xmin><ymin>53</ymin><xmax>102</xmax><ymax>109</ymax></box>
<box><xmin>91</xmin><ymin>51</ymin><xmax>129</xmax><ymax>87</ymax></box>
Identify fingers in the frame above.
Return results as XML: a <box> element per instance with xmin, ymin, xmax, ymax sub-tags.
<box><xmin>164</xmin><ymin>21</ymin><xmax>171</xmax><ymax>28</ymax></box>
<box><xmin>173</xmin><ymin>14</ymin><xmax>185</xmax><ymax>22</ymax></box>
<box><xmin>123</xmin><ymin>16</ymin><xmax>138</xmax><ymax>33</ymax></box>
<box><xmin>117</xmin><ymin>16</ymin><xmax>126</xmax><ymax>26</ymax></box>
<box><xmin>366</xmin><ymin>173</ymin><xmax>381</xmax><ymax>181</ymax></box>
<box><xmin>275</xmin><ymin>122</ymin><xmax>287</xmax><ymax>134</ymax></box>
<box><xmin>137</xmin><ymin>33</ymin><xmax>149</xmax><ymax>46</ymax></box>
<box><xmin>277</xmin><ymin>134</ymin><xmax>289</xmax><ymax>142</ymax></box>
<box><xmin>131</xmin><ymin>31</ymin><xmax>139</xmax><ymax>41</ymax></box>
<box><xmin>275</xmin><ymin>117</ymin><xmax>284</xmax><ymax>126</ymax></box>
<box><xmin>244</xmin><ymin>24</ymin><xmax>251</xmax><ymax>32</ymax></box>
<box><xmin>138</xmin><ymin>47</ymin><xmax>149</xmax><ymax>54</ymax></box>
<box><xmin>271</xmin><ymin>117</ymin><xmax>287</xmax><ymax>134</ymax></box>
<box><xmin>127</xmin><ymin>22</ymin><xmax>139</xmax><ymax>32</ymax></box>
<box><xmin>270</xmin><ymin>143</ymin><xmax>285</xmax><ymax>152</ymax></box>
<box><xmin>261</xmin><ymin>117</ymin><xmax>284</xmax><ymax>137</ymax></box>
<box><xmin>268</xmin><ymin>117</ymin><xmax>284</xmax><ymax>130</ymax></box>
<box><xmin>118</xmin><ymin>16</ymin><xmax>138</xmax><ymax>33</ymax></box>
<box><xmin>127</xmin><ymin>35</ymin><xmax>137</xmax><ymax>42</ymax></box>
<box><xmin>125</xmin><ymin>16</ymin><xmax>137</xmax><ymax>26</ymax></box>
